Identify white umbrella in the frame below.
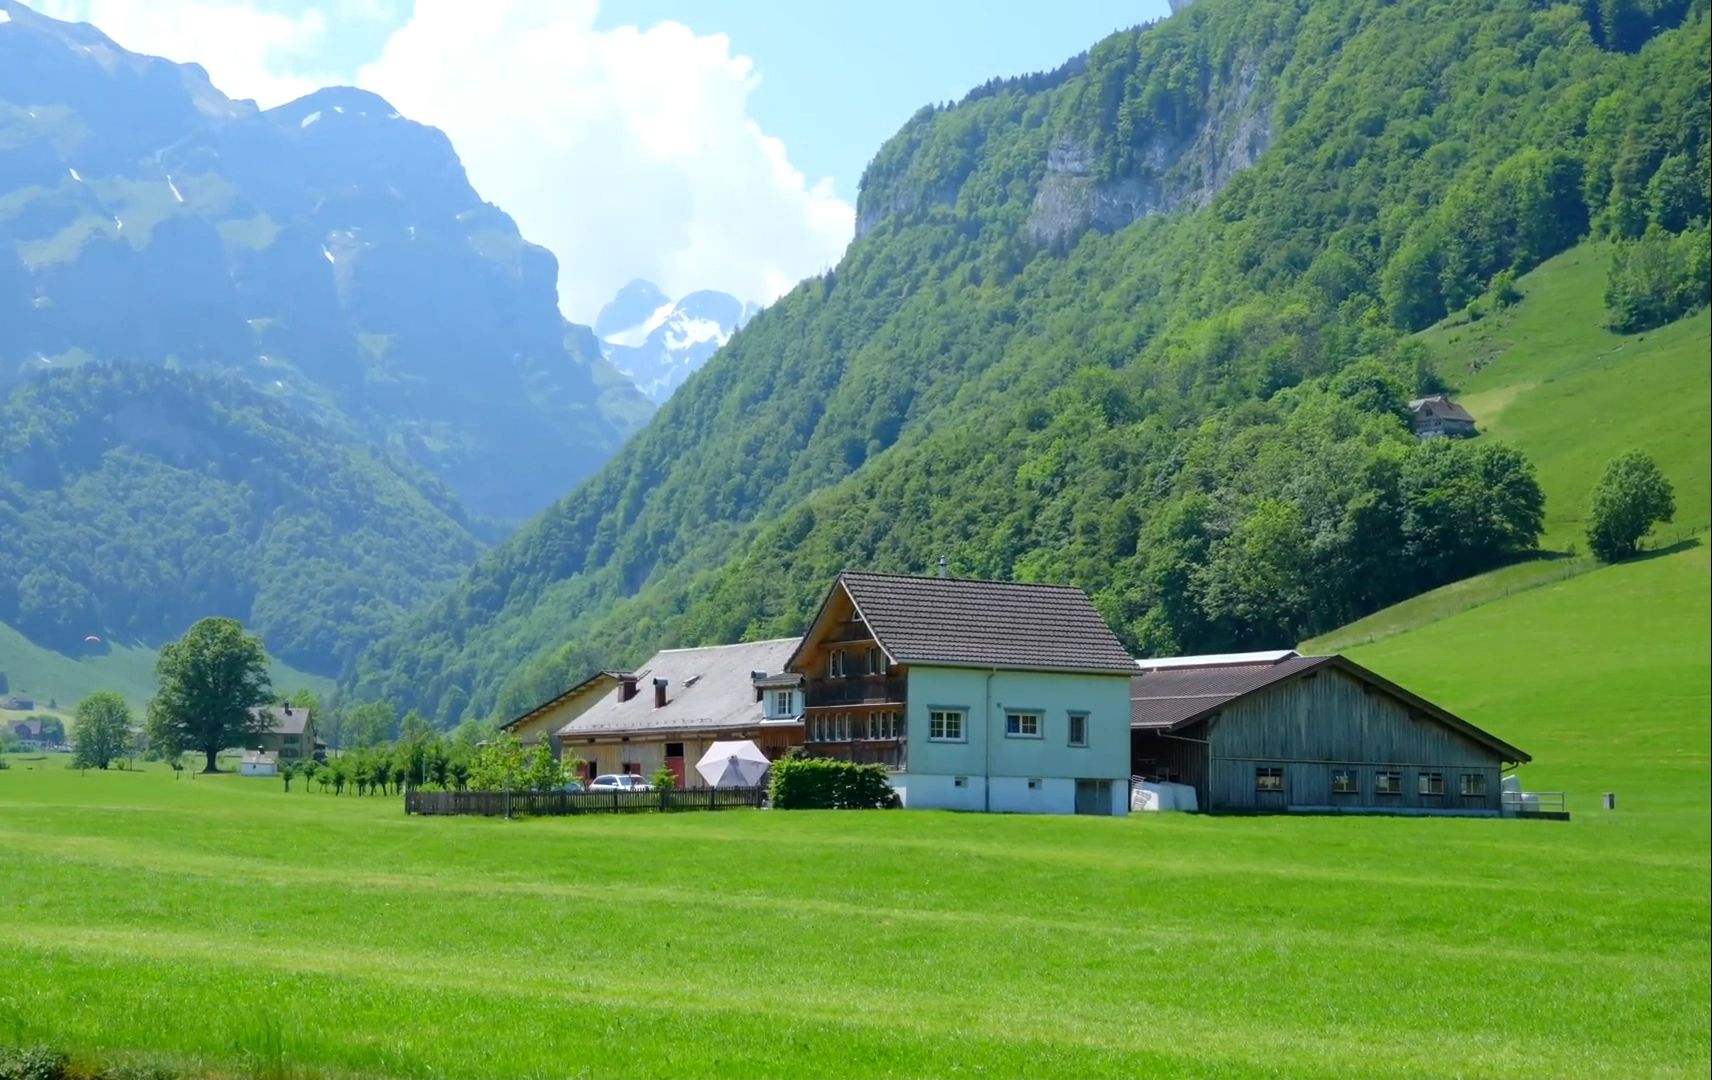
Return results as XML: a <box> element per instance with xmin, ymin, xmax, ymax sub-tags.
<box><xmin>695</xmin><ymin>740</ymin><xmax>771</xmax><ymax>788</ymax></box>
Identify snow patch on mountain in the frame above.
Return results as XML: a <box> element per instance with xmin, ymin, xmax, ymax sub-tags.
<box><xmin>595</xmin><ymin>281</ymin><xmax>758</xmax><ymax>403</ymax></box>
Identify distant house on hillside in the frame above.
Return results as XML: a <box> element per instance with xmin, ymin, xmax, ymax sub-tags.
<box><xmin>2</xmin><ymin>694</ymin><xmax>36</xmax><ymax>711</ymax></box>
<box><xmin>785</xmin><ymin>571</ymin><xmax>1137</xmax><ymax>815</ymax></box>
<box><xmin>251</xmin><ymin>704</ymin><xmax>320</xmax><ymax>762</ymax></box>
<box><xmin>1408</xmin><ymin>394</ymin><xmax>1477</xmax><ymax>439</ymax></box>
<box><xmin>10</xmin><ymin>719</ymin><xmax>47</xmax><ymax>748</ymax></box>
<box><xmin>555</xmin><ymin>639</ymin><xmax>803</xmax><ymax>788</ymax></box>
<box><xmin>1130</xmin><ymin>652</ymin><xmax>1529</xmax><ymax>815</ymax></box>
<box><xmin>500</xmin><ymin>671</ymin><xmax>625</xmax><ymax>756</ymax></box>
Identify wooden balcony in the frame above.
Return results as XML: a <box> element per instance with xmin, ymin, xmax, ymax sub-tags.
<box><xmin>825</xmin><ymin>621</ymin><xmax>877</xmax><ymax>644</ymax></box>
<box><xmin>805</xmin><ymin>675</ymin><xmax>906</xmax><ymax>708</ymax></box>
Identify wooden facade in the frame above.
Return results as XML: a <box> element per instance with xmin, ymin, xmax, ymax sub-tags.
<box><xmin>790</xmin><ymin>585</ymin><xmax>910</xmax><ymax>770</ymax></box>
<box><xmin>1133</xmin><ymin>664</ymin><xmax>1519</xmax><ymax>815</ymax></box>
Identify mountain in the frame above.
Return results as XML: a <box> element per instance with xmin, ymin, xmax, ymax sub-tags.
<box><xmin>0</xmin><ymin>0</ymin><xmax>652</xmax><ymax>524</ymax></box>
<box><xmin>0</xmin><ymin>363</ymin><xmax>483</xmax><ymax>677</ymax></box>
<box><xmin>596</xmin><ymin>280</ymin><xmax>760</xmax><ymax>402</ymax></box>
<box><xmin>348</xmin><ymin>0</ymin><xmax>1709</xmax><ymax>726</ymax></box>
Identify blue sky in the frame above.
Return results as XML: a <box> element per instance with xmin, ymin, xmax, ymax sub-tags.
<box><xmin>31</xmin><ymin>0</ymin><xmax>1172</xmax><ymax>319</ymax></box>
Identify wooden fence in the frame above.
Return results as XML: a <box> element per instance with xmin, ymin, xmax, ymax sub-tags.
<box><xmin>405</xmin><ymin>785</ymin><xmax>767</xmax><ymax>817</ymax></box>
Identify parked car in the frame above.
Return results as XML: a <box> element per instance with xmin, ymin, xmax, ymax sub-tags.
<box><xmin>561</xmin><ymin>780</ymin><xmax>585</xmax><ymax>793</ymax></box>
<box><xmin>589</xmin><ymin>773</ymin><xmax>651</xmax><ymax>792</ymax></box>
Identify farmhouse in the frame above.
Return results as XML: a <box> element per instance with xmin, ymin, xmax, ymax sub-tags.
<box><xmin>500</xmin><ymin>670</ymin><xmax>623</xmax><ymax>755</ymax></box>
<box><xmin>251</xmin><ymin>704</ymin><xmax>320</xmax><ymax>762</ymax></box>
<box><xmin>1408</xmin><ymin>394</ymin><xmax>1477</xmax><ymax>439</ymax></box>
<box><xmin>1129</xmin><ymin>652</ymin><xmax>1529</xmax><ymax>815</ymax></box>
<box><xmin>786</xmin><ymin>571</ymin><xmax>1136</xmax><ymax>815</ymax></box>
<box><xmin>555</xmin><ymin>639</ymin><xmax>803</xmax><ymax>787</ymax></box>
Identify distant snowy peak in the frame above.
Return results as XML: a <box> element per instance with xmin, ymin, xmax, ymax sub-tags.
<box><xmin>597</xmin><ymin>282</ymin><xmax>759</xmax><ymax>404</ymax></box>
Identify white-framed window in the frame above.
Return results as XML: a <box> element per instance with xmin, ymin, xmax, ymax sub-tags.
<box><xmin>1460</xmin><ymin>773</ymin><xmax>1487</xmax><ymax>797</ymax></box>
<box><xmin>1419</xmin><ymin>771</ymin><xmax>1445</xmax><ymax>797</ymax></box>
<box><xmin>929</xmin><ymin>709</ymin><xmax>965</xmax><ymax>742</ymax></box>
<box><xmin>829</xmin><ymin>651</ymin><xmax>845</xmax><ymax>678</ymax></box>
<box><xmin>1375</xmin><ymin>770</ymin><xmax>1402</xmax><ymax>795</ymax></box>
<box><xmin>953</xmin><ymin>776</ymin><xmax>968</xmax><ymax>789</ymax></box>
<box><xmin>1005</xmin><ymin>711</ymin><xmax>1042</xmax><ymax>739</ymax></box>
<box><xmin>1026</xmin><ymin>778</ymin><xmax>1042</xmax><ymax>791</ymax></box>
<box><xmin>770</xmin><ymin>689</ymin><xmax>794</xmax><ymax>717</ymax></box>
<box><xmin>1331</xmin><ymin>769</ymin><xmax>1358</xmax><ymax>794</ymax></box>
<box><xmin>1067</xmin><ymin>712</ymin><xmax>1088</xmax><ymax>747</ymax></box>
<box><xmin>1255</xmin><ymin>766</ymin><xmax>1283</xmax><ymax>792</ymax></box>
<box><xmin>868</xmin><ymin>647</ymin><xmax>884</xmax><ymax>675</ymax></box>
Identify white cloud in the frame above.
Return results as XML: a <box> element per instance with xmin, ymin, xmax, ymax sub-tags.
<box><xmin>26</xmin><ymin>0</ymin><xmax>342</xmax><ymax>107</ymax></box>
<box><xmin>23</xmin><ymin>0</ymin><xmax>855</xmax><ymax>320</ymax></box>
<box><xmin>355</xmin><ymin>1</ymin><xmax>854</xmax><ymax>319</ymax></box>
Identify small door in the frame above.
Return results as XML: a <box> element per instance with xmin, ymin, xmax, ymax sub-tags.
<box><xmin>1074</xmin><ymin>779</ymin><xmax>1113</xmax><ymax>816</ymax></box>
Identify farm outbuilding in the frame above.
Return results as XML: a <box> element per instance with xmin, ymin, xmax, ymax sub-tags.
<box><xmin>1130</xmin><ymin>654</ymin><xmax>1529</xmax><ymax>815</ymax></box>
<box><xmin>239</xmin><ymin>751</ymin><xmax>278</xmax><ymax>777</ymax></box>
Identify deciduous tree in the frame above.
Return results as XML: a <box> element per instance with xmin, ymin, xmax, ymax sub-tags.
<box><xmin>147</xmin><ymin>617</ymin><xmax>273</xmax><ymax>773</ymax></box>
<box><xmin>1587</xmin><ymin>450</ymin><xmax>1676</xmax><ymax>561</ymax></box>
<box><xmin>72</xmin><ymin>690</ymin><xmax>132</xmax><ymax>770</ymax></box>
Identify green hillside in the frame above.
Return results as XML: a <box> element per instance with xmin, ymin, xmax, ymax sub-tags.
<box><xmin>350</xmin><ymin>0</ymin><xmax>1710</xmax><ymax>725</ymax></box>
<box><xmin>0</xmin><ymin>620</ymin><xmax>333</xmax><ymax>720</ymax></box>
<box><xmin>1349</xmin><ymin>541</ymin><xmax>1710</xmax><ymax>813</ymax></box>
<box><xmin>1424</xmin><ymin>244</ymin><xmax>1711</xmax><ymax>549</ymax></box>
<box><xmin>0</xmin><ymin>365</ymin><xmax>483</xmax><ymax>676</ymax></box>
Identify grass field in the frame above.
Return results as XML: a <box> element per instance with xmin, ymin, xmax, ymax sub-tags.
<box><xmin>0</xmin><ymin>620</ymin><xmax>334</xmax><ymax>721</ymax></box>
<box><xmin>3</xmin><ymin>547</ymin><xmax>1708</xmax><ymax>1078</ymax></box>
<box><xmin>1422</xmin><ymin>243</ymin><xmax>1711</xmax><ymax>550</ymax></box>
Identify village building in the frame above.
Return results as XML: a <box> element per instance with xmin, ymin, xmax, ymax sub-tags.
<box><xmin>251</xmin><ymin>704</ymin><xmax>321</xmax><ymax>763</ymax></box>
<box><xmin>1408</xmin><ymin>394</ymin><xmax>1477</xmax><ymax>439</ymax></box>
<box><xmin>500</xmin><ymin>670</ymin><xmax>624</xmax><ymax>755</ymax></box>
<box><xmin>239</xmin><ymin>750</ymin><xmax>278</xmax><ymax>777</ymax></box>
<box><xmin>555</xmin><ymin>639</ymin><xmax>803</xmax><ymax>787</ymax></box>
<box><xmin>786</xmin><ymin>571</ymin><xmax>1137</xmax><ymax>815</ymax></box>
<box><xmin>1129</xmin><ymin>652</ymin><xmax>1529</xmax><ymax>815</ymax></box>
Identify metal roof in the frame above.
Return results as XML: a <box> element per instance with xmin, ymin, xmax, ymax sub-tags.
<box><xmin>1129</xmin><ymin>654</ymin><xmax>1529</xmax><ymax>762</ymax></box>
<box><xmin>800</xmin><ymin>571</ymin><xmax>1136</xmax><ymax>675</ymax></box>
<box><xmin>1137</xmin><ymin>649</ymin><xmax>1299</xmax><ymax>670</ymax></box>
<box><xmin>559</xmin><ymin>638</ymin><xmax>801</xmax><ymax>738</ymax></box>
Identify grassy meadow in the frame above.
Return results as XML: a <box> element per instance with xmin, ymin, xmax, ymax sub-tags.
<box><xmin>3</xmin><ymin>546</ymin><xmax>1709</xmax><ymax>1078</ymax></box>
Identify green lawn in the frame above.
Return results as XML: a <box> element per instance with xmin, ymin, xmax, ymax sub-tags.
<box><xmin>1422</xmin><ymin>243</ymin><xmax>1711</xmax><ymax>550</ymax></box>
<box><xmin>2</xmin><ymin>547</ymin><xmax>1708</xmax><ymax>1079</ymax></box>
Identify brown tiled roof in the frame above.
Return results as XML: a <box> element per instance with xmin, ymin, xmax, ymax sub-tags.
<box><xmin>1130</xmin><ymin>654</ymin><xmax>1529</xmax><ymax>762</ymax></box>
<box><xmin>833</xmin><ymin>571</ymin><xmax>1136</xmax><ymax>675</ymax></box>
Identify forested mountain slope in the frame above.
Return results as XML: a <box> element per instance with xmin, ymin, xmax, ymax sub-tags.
<box><xmin>0</xmin><ymin>365</ymin><xmax>482</xmax><ymax>674</ymax></box>
<box><xmin>0</xmin><ymin>1</ymin><xmax>651</xmax><ymax>522</ymax></box>
<box><xmin>350</xmin><ymin>0</ymin><xmax>1710</xmax><ymax>725</ymax></box>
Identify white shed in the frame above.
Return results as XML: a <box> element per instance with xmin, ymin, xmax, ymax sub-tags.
<box><xmin>239</xmin><ymin>750</ymin><xmax>278</xmax><ymax>777</ymax></box>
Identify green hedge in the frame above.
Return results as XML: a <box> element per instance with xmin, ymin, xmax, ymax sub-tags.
<box><xmin>768</xmin><ymin>758</ymin><xmax>897</xmax><ymax>810</ymax></box>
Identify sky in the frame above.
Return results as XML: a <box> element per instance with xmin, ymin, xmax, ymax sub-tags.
<box><xmin>25</xmin><ymin>0</ymin><xmax>1171</xmax><ymax>323</ymax></box>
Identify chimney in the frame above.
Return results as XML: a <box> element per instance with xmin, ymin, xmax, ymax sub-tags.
<box><xmin>938</xmin><ymin>556</ymin><xmax>948</xmax><ymax>579</ymax></box>
<box><xmin>653</xmin><ymin>677</ymin><xmax>668</xmax><ymax>708</ymax></box>
<box><xmin>283</xmin><ymin>703</ymin><xmax>292</xmax><ymax>716</ymax></box>
<box><xmin>751</xmin><ymin>671</ymin><xmax>766</xmax><ymax>703</ymax></box>
<box><xmin>619</xmin><ymin>675</ymin><xmax>638</xmax><ymax>702</ymax></box>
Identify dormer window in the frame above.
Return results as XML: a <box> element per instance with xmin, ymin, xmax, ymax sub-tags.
<box><xmin>770</xmin><ymin>689</ymin><xmax>794</xmax><ymax>718</ymax></box>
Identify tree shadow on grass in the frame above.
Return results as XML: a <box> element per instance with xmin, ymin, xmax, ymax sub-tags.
<box><xmin>1627</xmin><ymin>534</ymin><xmax>1703</xmax><ymax>563</ymax></box>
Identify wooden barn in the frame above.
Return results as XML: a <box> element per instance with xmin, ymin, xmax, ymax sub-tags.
<box><xmin>1130</xmin><ymin>653</ymin><xmax>1529</xmax><ymax>815</ymax></box>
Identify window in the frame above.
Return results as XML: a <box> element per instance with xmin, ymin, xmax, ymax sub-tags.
<box><xmin>1005</xmin><ymin>711</ymin><xmax>1042</xmax><ymax>739</ymax></box>
<box><xmin>1067</xmin><ymin>712</ymin><xmax>1088</xmax><ymax>747</ymax></box>
<box><xmin>1375</xmin><ymin>771</ymin><xmax>1402</xmax><ymax>795</ymax></box>
<box><xmin>869</xmin><ymin>647</ymin><xmax>884</xmax><ymax>675</ymax></box>
<box><xmin>1419</xmin><ymin>771</ymin><xmax>1445</xmax><ymax>797</ymax></box>
<box><xmin>1460</xmin><ymin>773</ymin><xmax>1487</xmax><ymax>797</ymax></box>
<box><xmin>1255</xmin><ymin>766</ymin><xmax>1284</xmax><ymax>792</ymax></box>
<box><xmin>1026</xmin><ymin>778</ymin><xmax>1042</xmax><ymax>791</ymax></box>
<box><xmin>770</xmin><ymin>690</ymin><xmax>794</xmax><ymax>717</ymax></box>
<box><xmin>1331</xmin><ymin>769</ymin><xmax>1358</xmax><ymax>794</ymax></box>
<box><xmin>929</xmin><ymin>710</ymin><xmax>965</xmax><ymax>742</ymax></box>
<box><xmin>829</xmin><ymin>651</ymin><xmax>845</xmax><ymax>678</ymax></box>
<box><xmin>665</xmin><ymin>743</ymin><xmax>684</xmax><ymax>758</ymax></box>
<box><xmin>953</xmin><ymin>776</ymin><xmax>968</xmax><ymax>789</ymax></box>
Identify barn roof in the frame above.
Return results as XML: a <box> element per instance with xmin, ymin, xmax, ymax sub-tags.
<box><xmin>1130</xmin><ymin>653</ymin><xmax>1529</xmax><ymax>762</ymax></box>
<box><xmin>790</xmin><ymin>571</ymin><xmax>1136</xmax><ymax>676</ymax></box>
<box><xmin>501</xmin><ymin>670</ymin><xmax>626</xmax><ymax>732</ymax></box>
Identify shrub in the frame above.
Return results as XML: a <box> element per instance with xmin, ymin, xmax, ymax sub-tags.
<box><xmin>1604</xmin><ymin>224</ymin><xmax>1711</xmax><ymax>333</ymax></box>
<box><xmin>769</xmin><ymin>758</ymin><xmax>897</xmax><ymax>810</ymax></box>
<box><xmin>649</xmin><ymin>765</ymin><xmax>677</xmax><ymax>792</ymax></box>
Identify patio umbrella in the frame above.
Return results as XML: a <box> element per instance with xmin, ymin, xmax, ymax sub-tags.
<box><xmin>695</xmin><ymin>740</ymin><xmax>771</xmax><ymax>788</ymax></box>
